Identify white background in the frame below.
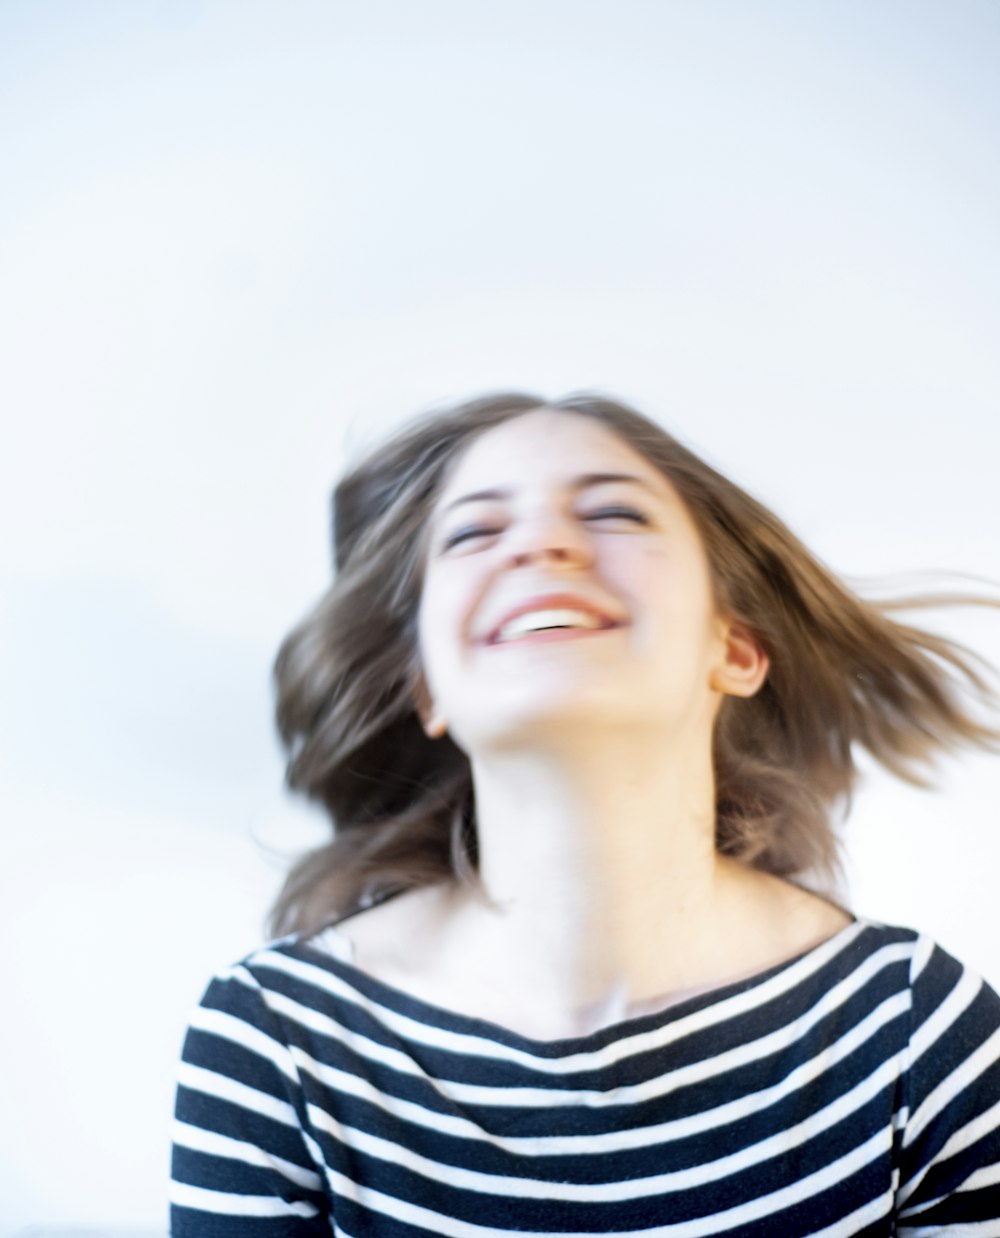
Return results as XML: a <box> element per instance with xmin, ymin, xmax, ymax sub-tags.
<box><xmin>1</xmin><ymin>1</ymin><xmax>999</xmax><ymax>1232</ymax></box>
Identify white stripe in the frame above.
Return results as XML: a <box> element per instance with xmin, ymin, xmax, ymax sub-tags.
<box><xmin>908</xmin><ymin>933</ymin><xmax>936</xmax><ymax>986</ymax></box>
<box><xmin>187</xmin><ymin>1002</ymin><xmax>300</xmax><ymax>1084</ymax></box>
<box><xmin>282</xmin><ymin>922</ymin><xmax>875</xmax><ymax>1062</ymax></box>
<box><xmin>305</xmin><ymin>1047</ymin><xmax>899</xmax><ymax>1203</ymax></box>
<box><xmin>955</xmin><ymin>1155</ymin><xmax>1000</xmax><ymax>1196</ymax></box>
<box><xmin>901</xmin><ymin>1153</ymin><xmax>1000</xmax><ymax>1226</ymax></box>
<box><xmin>904</xmin><ymin>1023</ymin><xmax>1000</xmax><ymax>1152</ymax></box>
<box><xmin>286</xmin><ymin>991</ymin><xmax>907</xmax><ymax>1156</ymax></box>
<box><xmin>300</xmin><ymin>1025</ymin><xmax>900</xmax><ymax>1188</ymax></box>
<box><xmin>252</xmin><ymin>920</ymin><xmax>887</xmax><ymax>1072</ymax></box>
<box><xmin>256</xmin><ymin>938</ymin><xmax>909</xmax><ymax>1104</ymax></box>
<box><xmin>804</xmin><ymin>1194</ymin><xmax>894</xmax><ymax>1238</ymax></box>
<box><xmin>169</xmin><ymin>1179</ymin><xmax>320</xmax><ymax>1218</ymax></box>
<box><xmin>896</xmin><ymin>1093</ymin><xmax>1000</xmax><ymax>1209</ymax></box>
<box><xmin>172</xmin><ymin>1118</ymin><xmax>322</xmax><ymax>1191</ymax></box>
<box><xmin>899</xmin><ymin>1223</ymin><xmax>1000</xmax><ymax>1237</ymax></box>
<box><xmin>322</xmin><ymin>1126</ymin><xmax>890</xmax><ymax>1238</ymax></box>
<box><xmin>177</xmin><ymin>1061</ymin><xmax>300</xmax><ymax>1128</ymax></box>
<box><xmin>909</xmin><ymin>966</ymin><xmax>982</xmax><ymax>1068</ymax></box>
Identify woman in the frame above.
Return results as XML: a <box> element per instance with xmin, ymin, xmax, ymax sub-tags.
<box><xmin>170</xmin><ymin>392</ymin><xmax>1000</xmax><ymax>1235</ymax></box>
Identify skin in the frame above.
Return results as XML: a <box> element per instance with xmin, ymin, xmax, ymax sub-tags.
<box><xmin>343</xmin><ymin>410</ymin><xmax>852</xmax><ymax>1039</ymax></box>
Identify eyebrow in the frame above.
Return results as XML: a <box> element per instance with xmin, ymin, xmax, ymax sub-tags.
<box><xmin>439</xmin><ymin>472</ymin><xmax>662</xmax><ymax>517</ymax></box>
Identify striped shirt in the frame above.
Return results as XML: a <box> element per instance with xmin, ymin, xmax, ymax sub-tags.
<box><xmin>170</xmin><ymin>918</ymin><xmax>1000</xmax><ymax>1236</ymax></box>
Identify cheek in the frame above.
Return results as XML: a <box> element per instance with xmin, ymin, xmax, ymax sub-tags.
<box><xmin>415</xmin><ymin>599</ymin><xmax>438</xmax><ymax>679</ymax></box>
<box><xmin>635</xmin><ymin>550</ymin><xmax>719</xmax><ymax>643</ymax></box>
<box><xmin>416</xmin><ymin>579</ymin><xmax>462</xmax><ymax>687</ymax></box>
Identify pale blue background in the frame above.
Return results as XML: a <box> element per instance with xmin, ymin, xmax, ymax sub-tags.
<box><xmin>2</xmin><ymin>1</ymin><xmax>999</xmax><ymax>1231</ymax></box>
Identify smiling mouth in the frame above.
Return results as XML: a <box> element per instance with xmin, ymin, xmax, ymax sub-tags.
<box><xmin>481</xmin><ymin>597</ymin><xmax>627</xmax><ymax>646</ymax></box>
<box><xmin>485</xmin><ymin>623</ymin><xmax>623</xmax><ymax>647</ymax></box>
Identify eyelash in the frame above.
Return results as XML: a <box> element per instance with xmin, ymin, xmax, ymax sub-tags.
<box><xmin>441</xmin><ymin>506</ymin><xmax>650</xmax><ymax>550</ymax></box>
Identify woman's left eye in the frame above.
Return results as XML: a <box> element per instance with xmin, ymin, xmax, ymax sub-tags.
<box><xmin>584</xmin><ymin>506</ymin><xmax>649</xmax><ymax>525</ymax></box>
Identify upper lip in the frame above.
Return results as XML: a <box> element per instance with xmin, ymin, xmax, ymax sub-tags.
<box><xmin>481</xmin><ymin>592</ymin><xmax>626</xmax><ymax>644</ymax></box>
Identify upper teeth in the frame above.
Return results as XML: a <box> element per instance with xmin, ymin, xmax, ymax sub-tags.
<box><xmin>496</xmin><ymin>608</ymin><xmax>605</xmax><ymax>642</ymax></box>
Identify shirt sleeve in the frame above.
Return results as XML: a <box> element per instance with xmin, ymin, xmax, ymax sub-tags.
<box><xmin>895</xmin><ymin>937</ymin><xmax>1000</xmax><ymax>1235</ymax></box>
<box><xmin>170</xmin><ymin>962</ymin><xmax>333</xmax><ymax>1237</ymax></box>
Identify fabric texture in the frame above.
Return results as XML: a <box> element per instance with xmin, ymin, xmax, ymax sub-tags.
<box><xmin>170</xmin><ymin>919</ymin><xmax>1000</xmax><ymax>1236</ymax></box>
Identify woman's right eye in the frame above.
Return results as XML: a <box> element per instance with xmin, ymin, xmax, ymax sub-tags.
<box><xmin>442</xmin><ymin>526</ymin><xmax>498</xmax><ymax>550</ymax></box>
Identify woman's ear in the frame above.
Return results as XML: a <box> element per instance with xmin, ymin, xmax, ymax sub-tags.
<box><xmin>423</xmin><ymin>712</ymin><xmax>448</xmax><ymax>739</ymax></box>
<box><xmin>413</xmin><ymin>672</ymin><xmax>448</xmax><ymax>739</ymax></box>
<box><xmin>710</xmin><ymin>618</ymin><xmax>769</xmax><ymax>698</ymax></box>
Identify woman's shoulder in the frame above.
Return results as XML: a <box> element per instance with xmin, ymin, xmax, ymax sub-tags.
<box><xmin>808</xmin><ymin>915</ymin><xmax>1000</xmax><ymax>1047</ymax></box>
<box><xmin>737</xmin><ymin>874</ymin><xmax>997</xmax><ymax>1008</ymax></box>
<box><xmin>845</xmin><ymin>916</ymin><xmax>998</xmax><ymax>991</ymax></box>
<box><xmin>187</xmin><ymin>926</ymin><xmax>359</xmax><ymax>1019</ymax></box>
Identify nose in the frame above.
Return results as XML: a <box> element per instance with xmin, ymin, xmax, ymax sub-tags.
<box><xmin>505</xmin><ymin>509</ymin><xmax>594</xmax><ymax>570</ymax></box>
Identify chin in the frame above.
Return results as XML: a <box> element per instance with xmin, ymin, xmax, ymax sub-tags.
<box><xmin>465</xmin><ymin>703</ymin><xmax>640</xmax><ymax>748</ymax></box>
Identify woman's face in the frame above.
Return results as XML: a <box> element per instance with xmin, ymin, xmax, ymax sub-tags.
<box><xmin>416</xmin><ymin>409</ymin><xmax>755</xmax><ymax>753</ymax></box>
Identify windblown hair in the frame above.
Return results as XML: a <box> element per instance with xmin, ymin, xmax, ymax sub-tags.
<box><xmin>270</xmin><ymin>392</ymin><xmax>1000</xmax><ymax>937</ymax></box>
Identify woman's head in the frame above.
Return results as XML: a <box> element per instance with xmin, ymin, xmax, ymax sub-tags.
<box><xmin>414</xmin><ymin>406</ymin><xmax>768</xmax><ymax>760</ymax></box>
<box><xmin>271</xmin><ymin>391</ymin><xmax>1000</xmax><ymax>936</ymax></box>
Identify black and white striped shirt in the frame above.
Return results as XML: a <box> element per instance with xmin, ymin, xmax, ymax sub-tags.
<box><xmin>170</xmin><ymin>918</ymin><xmax>1000</xmax><ymax>1236</ymax></box>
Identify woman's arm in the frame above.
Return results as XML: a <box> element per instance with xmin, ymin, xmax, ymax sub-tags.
<box><xmin>895</xmin><ymin>939</ymin><xmax>1000</xmax><ymax>1233</ymax></box>
<box><xmin>170</xmin><ymin>963</ymin><xmax>332</xmax><ymax>1236</ymax></box>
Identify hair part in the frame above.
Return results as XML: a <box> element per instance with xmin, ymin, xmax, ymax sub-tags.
<box><xmin>269</xmin><ymin>392</ymin><xmax>1000</xmax><ymax>938</ymax></box>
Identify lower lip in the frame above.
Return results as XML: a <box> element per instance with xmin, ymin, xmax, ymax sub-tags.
<box><xmin>486</xmin><ymin>626</ymin><xmax>620</xmax><ymax>648</ymax></box>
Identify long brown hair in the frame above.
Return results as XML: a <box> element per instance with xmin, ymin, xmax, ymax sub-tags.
<box><xmin>269</xmin><ymin>392</ymin><xmax>1000</xmax><ymax>937</ymax></box>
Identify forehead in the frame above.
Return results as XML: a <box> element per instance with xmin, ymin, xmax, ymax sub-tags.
<box><xmin>436</xmin><ymin>409</ymin><xmax>667</xmax><ymax>500</ymax></box>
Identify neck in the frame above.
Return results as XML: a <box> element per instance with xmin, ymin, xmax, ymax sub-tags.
<box><xmin>446</xmin><ymin>726</ymin><xmax>741</xmax><ymax>1011</ymax></box>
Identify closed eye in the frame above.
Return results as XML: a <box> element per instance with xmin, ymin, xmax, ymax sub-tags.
<box><xmin>584</xmin><ymin>506</ymin><xmax>649</xmax><ymax>525</ymax></box>
<box><xmin>441</xmin><ymin>525</ymin><xmax>501</xmax><ymax>550</ymax></box>
<box><xmin>441</xmin><ymin>507</ymin><xmax>649</xmax><ymax>551</ymax></box>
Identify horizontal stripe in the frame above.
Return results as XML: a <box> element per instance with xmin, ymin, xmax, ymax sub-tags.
<box><xmin>187</xmin><ymin>1002</ymin><xmax>301</xmax><ymax>1085</ymax></box>
<box><xmin>170</xmin><ymin>1179</ymin><xmax>320</xmax><ymax>1218</ymax></box>
<box><xmin>254</xmin><ymin>945</ymin><xmax>910</xmax><ymax>1102</ymax></box>
<box><xmin>172</xmin><ymin>1118</ymin><xmax>323</xmax><ymax>1191</ymax></box>
<box><xmin>252</xmin><ymin>922</ymin><xmax>893</xmax><ymax>1073</ymax></box>
<box><xmin>897</xmin><ymin>1092</ymin><xmax>1000</xmax><ymax>1210</ymax></box>
<box><xmin>171</xmin><ymin>920</ymin><xmax>1000</xmax><ymax>1235</ymax></box>
<box><xmin>176</xmin><ymin>1061</ymin><xmax>300</xmax><ymax>1128</ymax></box>
<box><xmin>302</xmin><ymin>1050</ymin><xmax>896</xmax><ymax>1203</ymax></box>
<box><xmin>899</xmin><ymin>1222</ymin><xmax>1000</xmax><ymax>1237</ymax></box>
<box><xmin>908</xmin><ymin>966</ymin><xmax>981</xmax><ymax>1069</ymax></box>
<box><xmin>323</xmin><ymin>1127</ymin><xmax>890</xmax><ymax>1237</ymax></box>
<box><xmin>905</xmin><ymin>1023</ymin><xmax>1000</xmax><ymax>1151</ymax></box>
